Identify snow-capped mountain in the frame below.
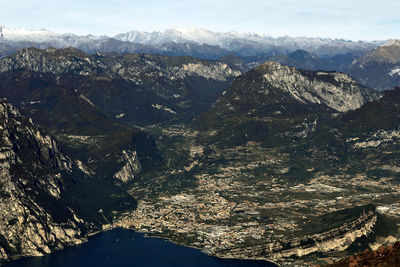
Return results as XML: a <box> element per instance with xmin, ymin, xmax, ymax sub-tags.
<box><xmin>0</xmin><ymin>25</ymin><xmax>104</xmax><ymax>43</ymax></box>
<box><xmin>114</xmin><ymin>27</ymin><xmax>264</xmax><ymax>46</ymax></box>
<box><xmin>0</xmin><ymin>25</ymin><xmax>381</xmax><ymax>58</ymax></box>
<box><xmin>114</xmin><ymin>27</ymin><xmax>381</xmax><ymax>56</ymax></box>
<box><xmin>0</xmin><ymin>25</ymin><xmax>58</xmax><ymax>42</ymax></box>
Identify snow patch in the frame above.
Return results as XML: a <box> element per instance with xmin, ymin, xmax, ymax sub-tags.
<box><xmin>79</xmin><ymin>94</ymin><xmax>95</xmax><ymax>107</ymax></box>
<box><xmin>389</xmin><ymin>67</ymin><xmax>400</xmax><ymax>77</ymax></box>
<box><xmin>115</xmin><ymin>113</ymin><xmax>125</xmax><ymax>119</ymax></box>
<box><xmin>152</xmin><ymin>104</ymin><xmax>176</xmax><ymax>114</ymax></box>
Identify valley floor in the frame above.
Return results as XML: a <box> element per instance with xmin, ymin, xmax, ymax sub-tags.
<box><xmin>114</xmin><ymin>124</ymin><xmax>400</xmax><ymax>266</ymax></box>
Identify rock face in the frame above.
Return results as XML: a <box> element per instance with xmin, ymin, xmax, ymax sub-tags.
<box><xmin>113</xmin><ymin>150</ymin><xmax>142</xmax><ymax>183</ymax></box>
<box><xmin>0</xmin><ymin>99</ymin><xmax>140</xmax><ymax>263</ymax></box>
<box><xmin>0</xmin><ymin>100</ymin><xmax>86</xmax><ymax>262</ymax></box>
<box><xmin>219</xmin><ymin>61</ymin><xmax>379</xmax><ymax>113</ymax></box>
<box><xmin>349</xmin><ymin>40</ymin><xmax>400</xmax><ymax>91</ymax></box>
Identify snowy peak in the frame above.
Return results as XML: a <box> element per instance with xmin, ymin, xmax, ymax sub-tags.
<box><xmin>114</xmin><ymin>27</ymin><xmax>274</xmax><ymax>46</ymax></box>
<box><xmin>0</xmin><ymin>25</ymin><xmax>105</xmax><ymax>47</ymax></box>
<box><xmin>114</xmin><ymin>27</ymin><xmax>379</xmax><ymax>57</ymax></box>
<box><xmin>0</xmin><ymin>25</ymin><xmax>382</xmax><ymax>58</ymax></box>
<box><xmin>113</xmin><ymin>27</ymin><xmax>225</xmax><ymax>46</ymax></box>
<box><xmin>381</xmin><ymin>39</ymin><xmax>400</xmax><ymax>47</ymax></box>
<box><xmin>0</xmin><ymin>25</ymin><xmax>57</xmax><ymax>42</ymax></box>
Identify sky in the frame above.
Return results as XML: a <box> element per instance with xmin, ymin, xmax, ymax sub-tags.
<box><xmin>0</xmin><ymin>0</ymin><xmax>399</xmax><ymax>41</ymax></box>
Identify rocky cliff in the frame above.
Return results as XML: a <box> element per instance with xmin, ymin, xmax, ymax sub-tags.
<box><xmin>215</xmin><ymin>205</ymin><xmax>377</xmax><ymax>261</ymax></box>
<box><xmin>0</xmin><ymin>99</ymin><xmax>86</xmax><ymax>262</ymax></box>
<box><xmin>0</xmin><ymin>98</ymin><xmax>141</xmax><ymax>264</ymax></box>
<box><xmin>218</xmin><ymin>61</ymin><xmax>379</xmax><ymax>113</ymax></box>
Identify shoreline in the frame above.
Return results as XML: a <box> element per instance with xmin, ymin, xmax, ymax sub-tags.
<box><xmin>2</xmin><ymin>227</ymin><xmax>278</xmax><ymax>267</ymax></box>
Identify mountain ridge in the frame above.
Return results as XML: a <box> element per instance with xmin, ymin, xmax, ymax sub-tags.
<box><xmin>348</xmin><ymin>40</ymin><xmax>400</xmax><ymax>91</ymax></box>
<box><xmin>216</xmin><ymin>61</ymin><xmax>379</xmax><ymax>114</ymax></box>
<box><xmin>0</xmin><ymin>46</ymin><xmax>241</xmax><ymax>125</ymax></box>
<box><xmin>0</xmin><ymin>25</ymin><xmax>382</xmax><ymax>58</ymax></box>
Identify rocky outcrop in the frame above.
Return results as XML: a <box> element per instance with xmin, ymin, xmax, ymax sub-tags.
<box><xmin>215</xmin><ymin>206</ymin><xmax>377</xmax><ymax>260</ymax></box>
<box><xmin>0</xmin><ymin>100</ymin><xmax>86</xmax><ymax>262</ymax></box>
<box><xmin>220</xmin><ymin>61</ymin><xmax>379</xmax><ymax>113</ymax></box>
<box><xmin>113</xmin><ymin>150</ymin><xmax>142</xmax><ymax>183</ymax></box>
<box><xmin>268</xmin><ymin>208</ymin><xmax>377</xmax><ymax>258</ymax></box>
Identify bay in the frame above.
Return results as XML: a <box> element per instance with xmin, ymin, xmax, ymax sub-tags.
<box><xmin>5</xmin><ymin>229</ymin><xmax>277</xmax><ymax>267</ymax></box>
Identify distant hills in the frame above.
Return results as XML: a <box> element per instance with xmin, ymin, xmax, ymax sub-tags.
<box><xmin>348</xmin><ymin>40</ymin><xmax>400</xmax><ymax>91</ymax></box>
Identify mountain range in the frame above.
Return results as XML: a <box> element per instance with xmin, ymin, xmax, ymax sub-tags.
<box><xmin>3</xmin><ymin>25</ymin><xmax>399</xmax><ymax>91</ymax></box>
<box><xmin>0</xmin><ymin>25</ymin><xmax>380</xmax><ymax>58</ymax></box>
<box><xmin>0</xmin><ymin>31</ymin><xmax>400</xmax><ymax>266</ymax></box>
<box><xmin>0</xmin><ymin>47</ymin><xmax>240</xmax><ymax>125</ymax></box>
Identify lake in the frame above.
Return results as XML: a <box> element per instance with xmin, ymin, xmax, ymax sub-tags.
<box><xmin>5</xmin><ymin>229</ymin><xmax>277</xmax><ymax>267</ymax></box>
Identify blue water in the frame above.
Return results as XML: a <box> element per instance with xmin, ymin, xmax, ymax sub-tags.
<box><xmin>5</xmin><ymin>229</ymin><xmax>277</xmax><ymax>267</ymax></box>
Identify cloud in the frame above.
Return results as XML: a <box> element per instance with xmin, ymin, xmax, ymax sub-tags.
<box><xmin>0</xmin><ymin>0</ymin><xmax>399</xmax><ymax>40</ymax></box>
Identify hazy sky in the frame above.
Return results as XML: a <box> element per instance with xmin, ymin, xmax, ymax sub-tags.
<box><xmin>0</xmin><ymin>0</ymin><xmax>399</xmax><ymax>41</ymax></box>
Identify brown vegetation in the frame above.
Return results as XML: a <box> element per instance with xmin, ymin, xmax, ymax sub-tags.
<box><xmin>322</xmin><ymin>242</ymin><xmax>400</xmax><ymax>267</ymax></box>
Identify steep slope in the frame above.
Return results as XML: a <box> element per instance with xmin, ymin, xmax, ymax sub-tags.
<box><xmin>0</xmin><ymin>99</ymin><xmax>82</xmax><ymax>261</ymax></box>
<box><xmin>341</xmin><ymin>87</ymin><xmax>400</xmax><ymax>134</ymax></box>
<box><xmin>0</xmin><ymin>70</ymin><xmax>161</xmax><ymax>184</ymax></box>
<box><xmin>0</xmin><ymin>100</ymin><xmax>137</xmax><ymax>263</ymax></box>
<box><xmin>348</xmin><ymin>40</ymin><xmax>400</xmax><ymax>91</ymax></box>
<box><xmin>217</xmin><ymin>61</ymin><xmax>379</xmax><ymax>113</ymax></box>
<box><xmin>0</xmin><ymin>47</ymin><xmax>241</xmax><ymax>124</ymax></box>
